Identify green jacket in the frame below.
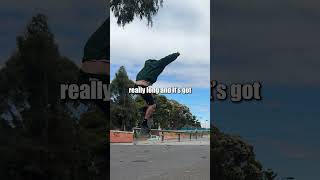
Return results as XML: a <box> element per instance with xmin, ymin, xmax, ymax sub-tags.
<box><xmin>82</xmin><ymin>18</ymin><xmax>109</xmax><ymax>62</ymax></box>
<box><xmin>136</xmin><ymin>53</ymin><xmax>180</xmax><ymax>84</ymax></box>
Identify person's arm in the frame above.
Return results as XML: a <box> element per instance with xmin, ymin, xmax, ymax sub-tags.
<box><xmin>158</xmin><ymin>52</ymin><xmax>180</xmax><ymax>67</ymax></box>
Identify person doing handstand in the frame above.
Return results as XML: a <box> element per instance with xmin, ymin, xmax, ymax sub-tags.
<box><xmin>135</xmin><ymin>52</ymin><xmax>180</xmax><ymax>132</ymax></box>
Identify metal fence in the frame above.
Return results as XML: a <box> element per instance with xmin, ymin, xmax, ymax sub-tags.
<box><xmin>132</xmin><ymin>128</ymin><xmax>210</xmax><ymax>142</ymax></box>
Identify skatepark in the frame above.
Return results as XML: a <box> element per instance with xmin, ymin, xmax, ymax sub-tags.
<box><xmin>110</xmin><ymin>135</ymin><xmax>210</xmax><ymax>180</ymax></box>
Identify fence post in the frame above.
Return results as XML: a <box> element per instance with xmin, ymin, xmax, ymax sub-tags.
<box><xmin>133</xmin><ymin>129</ymin><xmax>137</xmax><ymax>145</ymax></box>
<box><xmin>161</xmin><ymin>132</ymin><xmax>164</xmax><ymax>142</ymax></box>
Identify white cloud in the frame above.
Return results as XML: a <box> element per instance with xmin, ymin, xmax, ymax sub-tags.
<box><xmin>110</xmin><ymin>0</ymin><xmax>210</xmax><ymax>88</ymax></box>
<box><xmin>118</xmin><ymin>63</ymin><xmax>210</xmax><ymax>88</ymax></box>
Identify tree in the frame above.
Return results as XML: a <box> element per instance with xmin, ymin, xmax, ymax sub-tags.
<box><xmin>0</xmin><ymin>14</ymin><xmax>108</xmax><ymax>180</ymax></box>
<box><xmin>153</xmin><ymin>95</ymin><xmax>171</xmax><ymax>128</ymax></box>
<box><xmin>109</xmin><ymin>66</ymin><xmax>203</xmax><ymax>130</ymax></box>
<box><xmin>262</xmin><ymin>169</ymin><xmax>278</xmax><ymax>180</ymax></box>
<box><xmin>110</xmin><ymin>0</ymin><xmax>164</xmax><ymax>26</ymax></box>
<box><xmin>110</xmin><ymin>66</ymin><xmax>139</xmax><ymax>130</ymax></box>
<box><xmin>152</xmin><ymin>95</ymin><xmax>202</xmax><ymax>129</ymax></box>
<box><xmin>211</xmin><ymin>125</ymin><xmax>279</xmax><ymax>180</ymax></box>
<box><xmin>78</xmin><ymin>109</ymin><xmax>109</xmax><ymax>180</ymax></box>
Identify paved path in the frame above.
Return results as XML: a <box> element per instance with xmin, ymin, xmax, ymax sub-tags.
<box><xmin>110</xmin><ymin>144</ymin><xmax>210</xmax><ymax>180</ymax></box>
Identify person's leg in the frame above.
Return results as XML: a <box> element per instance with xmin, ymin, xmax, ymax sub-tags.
<box><xmin>140</xmin><ymin>92</ymin><xmax>156</xmax><ymax>133</ymax></box>
<box><xmin>139</xmin><ymin>89</ymin><xmax>156</xmax><ymax>120</ymax></box>
<box><xmin>144</xmin><ymin>104</ymin><xmax>156</xmax><ymax>120</ymax></box>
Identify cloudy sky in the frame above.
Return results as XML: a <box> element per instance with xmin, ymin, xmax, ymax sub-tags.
<box><xmin>212</xmin><ymin>0</ymin><xmax>320</xmax><ymax>178</ymax></box>
<box><xmin>0</xmin><ymin>0</ymin><xmax>107</xmax><ymax>66</ymax></box>
<box><xmin>0</xmin><ymin>0</ymin><xmax>210</xmax><ymax>127</ymax></box>
<box><xmin>110</xmin><ymin>0</ymin><xmax>210</xmax><ymax>127</ymax></box>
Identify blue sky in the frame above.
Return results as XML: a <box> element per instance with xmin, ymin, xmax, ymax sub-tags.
<box><xmin>110</xmin><ymin>0</ymin><xmax>210</xmax><ymax>128</ymax></box>
<box><xmin>213</xmin><ymin>85</ymin><xmax>320</xmax><ymax>179</ymax></box>
<box><xmin>212</xmin><ymin>0</ymin><xmax>320</xmax><ymax>178</ymax></box>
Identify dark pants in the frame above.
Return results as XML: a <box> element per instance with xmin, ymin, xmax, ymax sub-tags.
<box><xmin>134</xmin><ymin>84</ymin><xmax>155</xmax><ymax>105</ymax></box>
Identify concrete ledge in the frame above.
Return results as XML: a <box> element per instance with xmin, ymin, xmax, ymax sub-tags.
<box><xmin>110</xmin><ymin>130</ymin><xmax>134</xmax><ymax>143</ymax></box>
<box><xmin>164</xmin><ymin>132</ymin><xmax>189</xmax><ymax>140</ymax></box>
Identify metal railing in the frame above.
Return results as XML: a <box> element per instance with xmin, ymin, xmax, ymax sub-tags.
<box><xmin>132</xmin><ymin>128</ymin><xmax>210</xmax><ymax>142</ymax></box>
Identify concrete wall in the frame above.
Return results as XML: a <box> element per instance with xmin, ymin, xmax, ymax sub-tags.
<box><xmin>110</xmin><ymin>130</ymin><xmax>133</xmax><ymax>143</ymax></box>
<box><xmin>164</xmin><ymin>132</ymin><xmax>189</xmax><ymax>140</ymax></box>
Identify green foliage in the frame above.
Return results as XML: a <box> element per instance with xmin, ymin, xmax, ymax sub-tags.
<box><xmin>110</xmin><ymin>66</ymin><xmax>202</xmax><ymax>130</ymax></box>
<box><xmin>211</xmin><ymin>125</ymin><xmax>278</xmax><ymax>180</ymax></box>
<box><xmin>262</xmin><ymin>169</ymin><xmax>278</xmax><ymax>180</ymax></box>
<box><xmin>153</xmin><ymin>96</ymin><xmax>201</xmax><ymax>129</ymax></box>
<box><xmin>110</xmin><ymin>0</ymin><xmax>163</xmax><ymax>26</ymax></box>
<box><xmin>0</xmin><ymin>14</ymin><xmax>108</xmax><ymax>180</ymax></box>
<box><xmin>78</xmin><ymin>109</ymin><xmax>108</xmax><ymax>179</ymax></box>
<box><xmin>110</xmin><ymin>66</ymin><xmax>135</xmax><ymax>101</ymax></box>
<box><xmin>110</xmin><ymin>66</ymin><xmax>139</xmax><ymax>130</ymax></box>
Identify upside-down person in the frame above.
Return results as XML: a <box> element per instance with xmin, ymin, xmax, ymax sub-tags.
<box><xmin>135</xmin><ymin>52</ymin><xmax>180</xmax><ymax>133</ymax></box>
<box><xmin>78</xmin><ymin>18</ymin><xmax>109</xmax><ymax>113</ymax></box>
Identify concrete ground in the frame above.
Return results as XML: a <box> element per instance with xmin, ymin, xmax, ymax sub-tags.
<box><xmin>110</xmin><ymin>140</ymin><xmax>210</xmax><ymax>180</ymax></box>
